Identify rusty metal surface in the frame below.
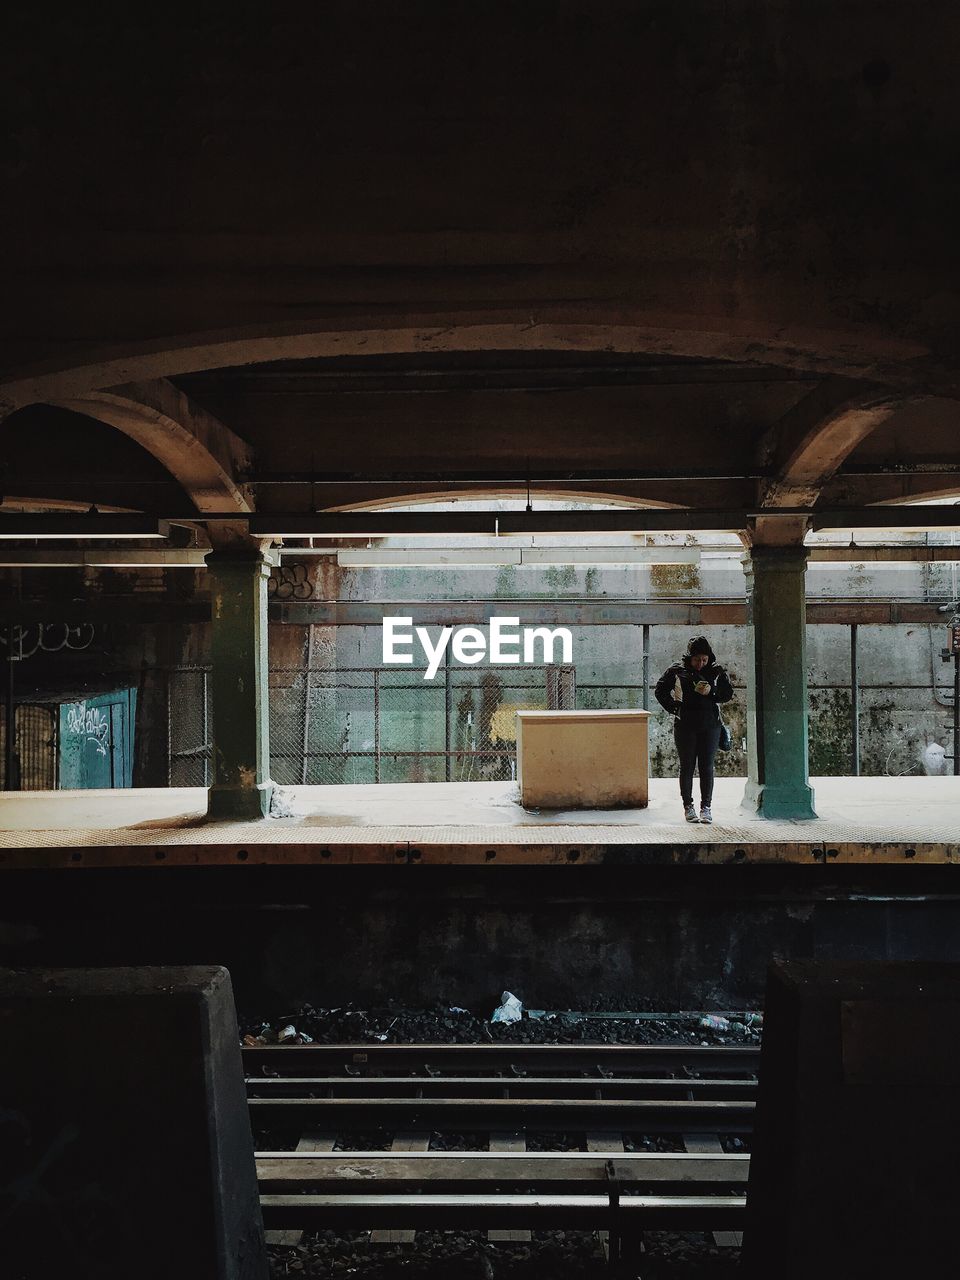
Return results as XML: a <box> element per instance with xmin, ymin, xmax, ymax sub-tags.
<box><xmin>0</xmin><ymin>836</ymin><xmax>955</xmax><ymax>869</ymax></box>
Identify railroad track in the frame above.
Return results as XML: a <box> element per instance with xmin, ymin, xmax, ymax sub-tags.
<box><xmin>245</xmin><ymin>1041</ymin><xmax>758</xmax><ymax>1258</ymax></box>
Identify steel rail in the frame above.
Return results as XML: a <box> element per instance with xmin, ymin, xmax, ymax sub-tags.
<box><xmin>242</xmin><ymin>1042</ymin><xmax>761</xmax><ymax>1077</ymax></box>
<box><xmin>248</xmin><ymin>1096</ymin><xmax>755</xmax><ymax>1132</ymax></box>
<box><xmin>259</xmin><ymin>1192</ymin><xmax>747</xmax><ymax>1232</ymax></box>
<box><xmin>246</xmin><ymin>1075</ymin><xmax>757</xmax><ymax>1100</ymax></box>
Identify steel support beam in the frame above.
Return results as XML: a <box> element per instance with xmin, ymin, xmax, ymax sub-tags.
<box><xmin>248</xmin><ymin>507</ymin><xmax>960</xmax><ymax>538</ymax></box>
<box><xmin>4</xmin><ymin>507</ymin><xmax>960</xmax><ymax>541</ymax></box>
<box><xmin>205</xmin><ymin>550</ymin><xmax>274</xmax><ymax>820</ymax></box>
<box><xmin>741</xmin><ymin>547</ymin><xmax>817</xmax><ymax>820</ymax></box>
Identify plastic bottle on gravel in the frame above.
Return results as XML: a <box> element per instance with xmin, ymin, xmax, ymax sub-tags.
<box><xmin>699</xmin><ymin>1014</ymin><xmax>732</xmax><ymax>1031</ymax></box>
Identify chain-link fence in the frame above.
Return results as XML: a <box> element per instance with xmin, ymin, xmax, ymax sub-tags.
<box><xmin>0</xmin><ymin>661</ymin><xmax>667</xmax><ymax>791</ymax></box>
<box><xmin>161</xmin><ymin>662</ymin><xmax>575</xmax><ymax>787</ymax></box>
<box><xmin>269</xmin><ymin>663</ymin><xmax>575</xmax><ymax>785</ymax></box>
<box><xmin>0</xmin><ymin>704</ymin><xmax>57</xmax><ymax>790</ymax></box>
<box><xmin>165</xmin><ymin>666</ymin><xmax>212</xmax><ymax>786</ymax></box>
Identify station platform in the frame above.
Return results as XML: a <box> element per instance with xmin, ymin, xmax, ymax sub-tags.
<box><xmin>1</xmin><ymin>777</ymin><xmax>958</xmax><ymax>867</ymax></box>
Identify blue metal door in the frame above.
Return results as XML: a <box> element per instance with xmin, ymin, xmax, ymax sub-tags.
<box><xmin>58</xmin><ymin>688</ymin><xmax>137</xmax><ymax>788</ymax></box>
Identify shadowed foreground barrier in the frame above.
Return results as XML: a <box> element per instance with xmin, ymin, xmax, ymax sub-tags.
<box><xmin>0</xmin><ymin>965</ymin><xmax>266</xmax><ymax>1280</ymax></box>
<box><xmin>744</xmin><ymin>960</ymin><xmax>960</xmax><ymax>1277</ymax></box>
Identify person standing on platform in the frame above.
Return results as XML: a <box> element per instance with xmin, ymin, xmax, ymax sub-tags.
<box><xmin>655</xmin><ymin>635</ymin><xmax>733</xmax><ymax>824</ymax></box>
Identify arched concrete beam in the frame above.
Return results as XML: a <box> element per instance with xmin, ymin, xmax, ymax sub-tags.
<box><xmin>49</xmin><ymin>380</ymin><xmax>258</xmax><ymax>549</ymax></box>
<box><xmin>0</xmin><ymin>315</ymin><xmax>933</xmax><ymax>412</ymax></box>
<box><xmin>0</xmin><ymin>497</ymin><xmax>137</xmax><ymax>514</ymax></box>
<box><xmin>751</xmin><ymin>378</ymin><xmax>904</xmax><ymax>546</ymax></box>
<box><xmin>822</xmin><ymin>473</ymin><xmax>960</xmax><ymax>508</ymax></box>
<box><xmin>328</xmin><ymin>488</ymin><xmax>687</xmax><ymax>513</ymax></box>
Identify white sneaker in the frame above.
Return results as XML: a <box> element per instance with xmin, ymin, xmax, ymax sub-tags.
<box><xmin>684</xmin><ymin>804</ymin><xmax>699</xmax><ymax>822</ymax></box>
<box><xmin>700</xmin><ymin>806</ymin><xmax>713</xmax><ymax>824</ymax></box>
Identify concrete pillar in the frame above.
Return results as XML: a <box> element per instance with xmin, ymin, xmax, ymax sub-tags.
<box><xmin>206</xmin><ymin>550</ymin><xmax>274</xmax><ymax>820</ymax></box>
<box><xmin>741</xmin><ymin>546</ymin><xmax>817</xmax><ymax>819</ymax></box>
<box><xmin>0</xmin><ymin>966</ymin><xmax>267</xmax><ymax>1280</ymax></box>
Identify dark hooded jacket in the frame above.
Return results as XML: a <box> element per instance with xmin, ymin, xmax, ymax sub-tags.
<box><xmin>654</xmin><ymin>641</ymin><xmax>734</xmax><ymax>731</ymax></box>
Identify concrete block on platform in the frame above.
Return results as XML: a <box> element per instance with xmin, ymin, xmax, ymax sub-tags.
<box><xmin>744</xmin><ymin>960</ymin><xmax>960</xmax><ymax>1278</ymax></box>
<box><xmin>515</xmin><ymin>709</ymin><xmax>650</xmax><ymax>809</ymax></box>
<box><xmin>0</xmin><ymin>965</ymin><xmax>266</xmax><ymax>1280</ymax></box>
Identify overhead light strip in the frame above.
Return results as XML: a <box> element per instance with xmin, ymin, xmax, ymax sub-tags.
<box><xmin>0</xmin><ymin>549</ymin><xmax>206</xmax><ymax>568</ymax></box>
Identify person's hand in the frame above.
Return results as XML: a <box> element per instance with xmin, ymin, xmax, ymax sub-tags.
<box><xmin>694</xmin><ymin>679</ymin><xmax>711</xmax><ymax>695</ymax></box>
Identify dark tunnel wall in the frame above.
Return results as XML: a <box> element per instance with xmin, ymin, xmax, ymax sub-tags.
<box><xmin>4</xmin><ymin>867</ymin><xmax>960</xmax><ymax>1016</ymax></box>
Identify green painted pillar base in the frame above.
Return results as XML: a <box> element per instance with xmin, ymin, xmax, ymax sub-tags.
<box><xmin>205</xmin><ymin>550</ymin><xmax>274</xmax><ymax>822</ymax></box>
<box><xmin>742</xmin><ymin>778</ymin><xmax>817</xmax><ymax>821</ymax></box>
<box><xmin>208</xmin><ymin>781</ymin><xmax>274</xmax><ymax>822</ymax></box>
<box><xmin>741</xmin><ymin>546</ymin><xmax>818</xmax><ymax>821</ymax></box>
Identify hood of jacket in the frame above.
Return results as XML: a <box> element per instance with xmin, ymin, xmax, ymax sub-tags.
<box><xmin>682</xmin><ymin>643</ymin><xmax>717</xmax><ymax>669</ymax></box>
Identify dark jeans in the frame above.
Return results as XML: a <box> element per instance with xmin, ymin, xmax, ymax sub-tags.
<box><xmin>674</xmin><ymin>719</ymin><xmax>721</xmax><ymax>807</ymax></box>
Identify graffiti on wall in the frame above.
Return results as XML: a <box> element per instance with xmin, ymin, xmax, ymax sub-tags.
<box><xmin>268</xmin><ymin>563</ymin><xmax>312</xmax><ymax>600</ymax></box>
<box><xmin>0</xmin><ymin>623</ymin><xmax>96</xmax><ymax>659</ymax></box>
<box><xmin>65</xmin><ymin>702</ymin><xmax>110</xmax><ymax>757</ymax></box>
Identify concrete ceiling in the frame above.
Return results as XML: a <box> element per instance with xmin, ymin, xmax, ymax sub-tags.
<box><xmin>3</xmin><ymin>3</ymin><xmax>960</xmax><ymax>545</ymax></box>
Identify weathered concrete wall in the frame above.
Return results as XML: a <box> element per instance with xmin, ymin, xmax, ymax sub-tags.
<box><xmin>3</xmin><ymin>869</ymin><xmax>960</xmax><ymax>1013</ymax></box>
